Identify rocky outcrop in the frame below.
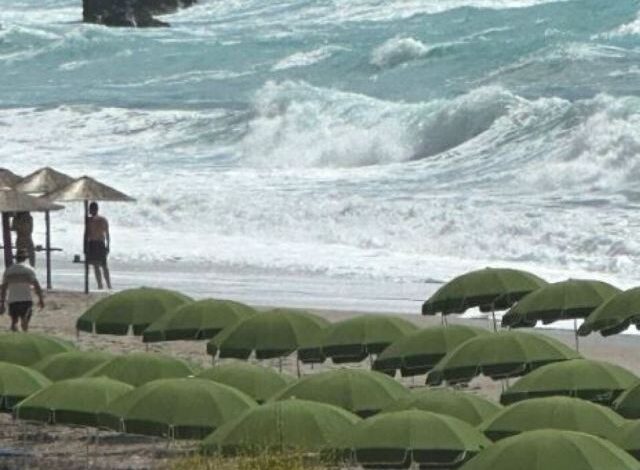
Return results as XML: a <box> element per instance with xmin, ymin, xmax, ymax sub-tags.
<box><xmin>83</xmin><ymin>0</ymin><xmax>196</xmax><ymax>27</ymax></box>
<box><xmin>138</xmin><ymin>0</ymin><xmax>197</xmax><ymax>15</ymax></box>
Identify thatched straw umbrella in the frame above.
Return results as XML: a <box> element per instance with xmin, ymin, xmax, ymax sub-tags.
<box><xmin>0</xmin><ymin>169</ymin><xmax>22</xmax><ymax>189</ymax></box>
<box><xmin>15</xmin><ymin>167</ymin><xmax>75</xmax><ymax>289</ymax></box>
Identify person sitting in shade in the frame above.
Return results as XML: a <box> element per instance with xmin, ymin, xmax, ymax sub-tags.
<box><xmin>0</xmin><ymin>250</ymin><xmax>45</xmax><ymax>331</ymax></box>
<box><xmin>11</xmin><ymin>212</ymin><xmax>35</xmax><ymax>267</ymax></box>
<box><xmin>86</xmin><ymin>202</ymin><xmax>112</xmax><ymax>290</ymax></box>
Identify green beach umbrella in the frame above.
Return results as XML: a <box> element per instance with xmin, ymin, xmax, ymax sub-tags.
<box><xmin>84</xmin><ymin>352</ymin><xmax>197</xmax><ymax>387</ymax></box>
<box><xmin>383</xmin><ymin>389</ymin><xmax>502</xmax><ymax>426</ymax></box>
<box><xmin>318</xmin><ymin>315</ymin><xmax>418</xmax><ymax>364</ymax></box>
<box><xmin>197</xmin><ymin>361</ymin><xmax>294</xmax><ymax>403</ymax></box>
<box><xmin>426</xmin><ymin>331</ymin><xmax>579</xmax><ymax>386</ymax></box>
<box><xmin>32</xmin><ymin>351</ymin><xmax>115</xmax><ymax>381</ymax></box>
<box><xmin>613</xmin><ymin>421</ymin><xmax>640</xmax><ymax>461</ymax></box>
<box><xmin>422</xmin><ymin>268</ymin><xmax>547</xmax><ymax>329</ymax></box>
<box><xmin>503</xmin><ymin>279</ymin><xmax>620</xmax><ymax>327</ymax></box>
<box><xmin>458</xmin><ymin>429</ymin><xmax>640</xmax><ymax>470</ymax></box>
<box><xmin>15</xmin><ymin>377</ymin><xmax>133</xmax><ymax>427</ymax></box>
<box><xmin>76</xmin><ymin>287</ymin><xmax>192</xmax><ymax>335</ymax></box>
<box><xmin>271</xmin><ymin>369</ymin><xmax>409</xmax><ymax>417</ymax></box>
<box><xmin>579</xmin><ymin>287</ymin><xmax>640</xmax><ymax>337</ymax></box>
<box><xmin>613</xmin><ymin>382</ymin><xmax>640</xmax><ymax>419</ymax></box>
<box><xmin>207</xmin><ymin>308</ymin><xmax>329</xmax><ymax>360</ymax></box>
<box><xmin>480</xmin><ymin>396</ymin><xmax>625</xmax><ymax>441</ymax></box>
<box><xmin>501</xmin><ymin>358</ymin><xmax>638</xmax><ymax>406</ymax></box>
<box><xmin>201</xmin><ymin>399</ymin><xmax>360</xmax><ymax>455</ymax></box>
<box><xmin>0</xmin><ymin>362</ymin><xmax>51</xmax><ymax>411</ymax></box>
<box><xmin>100</xmin><ymin>378</ymin><xmax>256</xmax><ymax>439</ymax></box>
<box><xmin>350</xmin><ymin>410</ymin><xmax>490</xmax><ymax>469</ymax></box>
<box><xmin>142</xmin><ymin>298</ymin><xmax>256</xmax><ymax>343</ymax></box>
<box><xmin>502</xmin><ymin>279</ymin><xmax>620</xmax><ymax>349</ymax></box>
<box><xmin>0</xmin><ymin>333</ymin><xmax>75</xmax><ymax>366</ymax></box>
<box><xmin>373</xmin><ymin>325</ymin><xmax>490</xmax><ymax>377</ymax></box>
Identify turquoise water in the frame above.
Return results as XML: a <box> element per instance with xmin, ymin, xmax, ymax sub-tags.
<box><xmin>2</xmin><ymin>0</ymin><xmax>640</xmax><ymax>300</ymax></box>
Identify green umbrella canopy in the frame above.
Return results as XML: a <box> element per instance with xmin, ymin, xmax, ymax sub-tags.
<box><xmin>201</xmin><ymin>399</ymin><xmax>360</xmax><ymax>455</ymax></box>
<box><xmin>613</xmin><ymin>382</ymin><xmax>640</xmax><ymax>419</ymax></box>
<box><xmin>426</xmin><ymin>331</ymin><xmax>579</xmax><ymax>386</ymax></box>
<box><xmin>350</xmin><ymin>410</ymin><xmax>490</xmax><ymax>469</ymax></box>
<box><xmin>0</xmin><ymin>333</ymin><xmax>76</xmax><ymax>366</ymax></box>
<box><xmin>373</xmin><ymin>325</ymin><xmax>490</xmax><ymax>377</ymax></box>
<box><xmin>422</xmin><ymin>268</ymin><xmax>547</xmax><ymax>316</ymax></box>
<box><xmin>84</xmin><ymin>352</ymin><xmax>197</xmax><ymax>387</ymax></box>
<box><xmin>197</xmin><ymin>361</ymin><xmax>294</xmax><ymax>403</ymax></box>
<box><xmin>383</xmin><ymin>389</ymin><xmax>502</xmax><ymax>426</ymax></box>
<box><xmin>458</xmin><ymin>429</ymin><xmax>640</xmax><ymax>470</ymax></box>
<box><xmin>480</xmin><ymin>396</ymin><xmax>625</xmax><ymax>441</ymax></box>
<box><xmin>207</xmin><ymin>308</ymin><xmax>329</xmax><ymax>360</ymax></box>
<box><xmin>579</xmin><ymin>287</ymin><xmax>640</xmax><ymax>337</ymax></box>
<box><xmin>32</xmin><ymin>351</ymin><xmax>115</xmax><ymax>381</ymax></box>
<box><xmin>613</xmin><ymin>421</ymin><xmax>640</xmax><ymax>461</ymax></box>
<box><xmin>15</xmin><ymin>377</ymin><xmax>133</xmax><ymax>427</ymax></box>
<box><xmin>100</xmin><ymin>378</ymin><xmax>256</xmax><ymax>440</ymax></box>
<box><xmin>76</xmin><ymin>287</ymin><xmax>192</xmax><ymax>336</ymax></box>
<box><xmin>142</xmin><ymin>298</ymin><xmax>256</xmax><ymax>343</ymax></box>
<box><xmin>314</xmin><ymin>315</ymin><xmax>418</xmax><ymax>364</ymax></box>
<box><xmin>271</xmin><ymin>369</ymin><xmax>409</xmax><ymax>417</ymax></box>
<box><xmin>502</xmin><ymin>279</ymin><xmax>621</xmax><ymax>328</ymax></box>
<box><xmin>501</xmin><ymin>359</ymin><xmax>638</xmax><ymax>406</ymax></box>
<box><xmin>0</xmin><ymin>362</ymin><xmax>51</xmax><ymax>411</ymax></box>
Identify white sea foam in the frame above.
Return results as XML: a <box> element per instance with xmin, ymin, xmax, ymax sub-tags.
<box><xmin>4</xmin><ymin>84</ymin><xmax>640</xmax><ymax>288</ymax></box>
<box><xmin>370</xmin><ymin>36</ymin><xmax>433</xmax><ymax>68</ymax></box>
<box><xmin>272</xmin><ymin>45</ymin><xmax>344</xmax><ymax>71</ymax></box>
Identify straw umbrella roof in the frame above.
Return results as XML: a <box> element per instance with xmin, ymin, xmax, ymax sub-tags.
<box><xmin>15</xmin><ymin>167</ymin><xmax>74</xmax><ymax>195</ymax></box>
<box><xmin>46</xmin><ymin>176</ymin><xmax>134</xmax><ymax>202</ymax></box>
<box><xmin>0</xmin><ymin>169</ymin><xmax>22</xmax><ymax>189</ymax></box>
<box><xmin>0</xmin><ymin>188</ymin><xmax>64</xmax><ymax>213</ymax></box>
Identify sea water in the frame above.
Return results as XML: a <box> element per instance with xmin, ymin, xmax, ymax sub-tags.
<box><xmin>2</xmin><ymin>0</ymin><xmax>640</xmax><ymax>314</ymax></box>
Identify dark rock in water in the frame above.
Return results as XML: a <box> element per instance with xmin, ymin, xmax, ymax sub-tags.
<box><xmin>83</xmin><ymin>0</ymin><xmax>196</xmax><ymax>27</ymax></box>
<box><xmin>138</xmin><ymin>0</ymin><xmax>197</xmax><ymax>15</ymax></box>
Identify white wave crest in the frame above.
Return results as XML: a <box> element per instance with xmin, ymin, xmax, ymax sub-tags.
<box><xmin>272</xmin><ymin>45</ymin><xmax>345</xmax><ymax>71</ymax></box>
<box><xmin>370</xmin><ymin>36</ymin><xmax>432</xmax><ymax>68</ymax></box>
<box><xmin>236</xmin><ymin>81</ymin><xmax>527</xmax><ymax>169</ymax></box>
<box><xmin>517</xmin><ymin>94</ymin><xmax>640</xmax><ymax>192</ymax></box>
<box><xmin>604</xmin><ymin>12</ymin><xmax>640</xmax><ymax>37</ymax></box>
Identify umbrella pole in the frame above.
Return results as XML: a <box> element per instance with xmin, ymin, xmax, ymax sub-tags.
<box><xmin>491</xmin><ymin>304</ymin><xmax>497</xmax><ymax>332</ymax></box>
<box><xmin>84</xmin><ymin>200</ymin><xmax>89</xmax><ymax>294</ymax></box>
<box><xmin>2</xmin><ymin>212</ymin><xmax>12</xmax><ymax>268</ymax></box>
<box><xmin>45</xmin><ymin>210</ymin><xmax>52</xmax><ymax>290</ymax></box>
<box><xmin>296</xmin><ymin>357</ymin><xmax>301</xmax><ymax>378</ymax></box>
<box><xmin>574</xmin><ymin>318</ymin><xmax>579</xmax><ymax>352</ymax></box>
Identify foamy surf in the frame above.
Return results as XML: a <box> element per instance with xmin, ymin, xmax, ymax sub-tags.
<box><xmin>2</xmin><ymin>0</ymin><xmax>640</xmax><ymax>324</ymax></box>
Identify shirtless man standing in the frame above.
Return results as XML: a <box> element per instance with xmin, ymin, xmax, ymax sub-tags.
<box><xmin>86</xmin><ymin>202</ymin><xmax>112</xmax><ymax>290</ymax></box>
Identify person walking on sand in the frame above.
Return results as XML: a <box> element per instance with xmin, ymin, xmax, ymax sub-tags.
<box><xmin>0</xmin><ymin>251</ymin><xmax>45</xmax><ymax>332</ymax></box>
<box><xmin>86</xmin><ymin>202</ymin><xmax>112</xmax><ymax>290</ymax></box>
<box><xmin>11</xmin><ymin>212</ymin><xmax>35</xmax><ymax>267</ymax></box>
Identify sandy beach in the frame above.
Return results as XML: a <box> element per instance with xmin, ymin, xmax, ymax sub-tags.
<box><xmin>0</xmin><ymin>289</ymin><xmax>638</xmax><ymax>469</ymax></box>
